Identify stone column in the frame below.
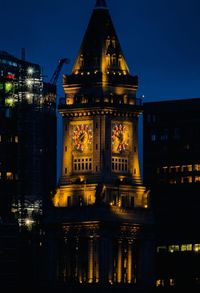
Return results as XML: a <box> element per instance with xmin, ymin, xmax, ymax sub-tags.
<box><xmin>88</xmin><ymin>237</ymin><xmax>94</xmax><ymax>283</ymax></box>
<box><xmin>94</xmin><ymin>237</ymin><xmax>99</xmax><ymax>283</ymax></box>
<box><xmin>117</xmin><ymin>239</ymin><xmax>122</xmax><ymax>283</ymax></box>
<box><xmin>127</xmin><ymin>240</ymin><xmax>133</xmax><ymax>283</ymax></box>
<box><xmin>108</xmin><ymin>238</ymin><xmax>113</xmax><ymax>284</ymax></box>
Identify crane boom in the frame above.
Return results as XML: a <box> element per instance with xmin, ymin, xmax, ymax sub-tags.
<box><xmin>50</xmin><ymin>58</ymin><xmax>70</xmax><ymax>85</ymax></box>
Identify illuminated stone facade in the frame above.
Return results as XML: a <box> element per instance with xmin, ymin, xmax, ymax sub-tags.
<box><xmin>47</xmin><ymin>1</ymin><xmax>154</xmax><ymax>291</ymax></box>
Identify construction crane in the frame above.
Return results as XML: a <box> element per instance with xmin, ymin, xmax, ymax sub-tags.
<box><xmin>50</xmin><ymin>58</ymin><xmax>70</xmax><ymax>85</ymax></box>
<box><xmin>43</xmin><ymin>58</ymin><xmax>70</xmax><ymax>105</ymax></box>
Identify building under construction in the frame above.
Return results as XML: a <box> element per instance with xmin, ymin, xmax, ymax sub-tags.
<box><xmin>0</xmin><ymin>50</ymin><xmax>57</xmax><ymax>226</ymax></box>
<box><xmin>0</xmin><ymin>50</ymin><xmax>57</xmax><ymax>288</ymax></box>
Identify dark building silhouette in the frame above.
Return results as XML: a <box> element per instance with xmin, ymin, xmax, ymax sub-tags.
<box><xmin>45</xmin><ymin>1</ymin><xmax>154</xmax><ymax>292</ymax></box>
<box><xmin>0</xmin><ymin>50</ymin><xmax>56</xmax><ymax>224</ymax></box>
<box><xmin>0</xmin><ymin>50</ymin><xmax>57</xmax><ymax>288</ymax></box>
<box><xmin>143</xmin><ymin>98</ymin><xmax>200</xmax><ymax>291</ymax></box>
<box><xmin>0</xmin><ymin>222</ymin><xmax>18</xmax><ymax>286</ymax></box>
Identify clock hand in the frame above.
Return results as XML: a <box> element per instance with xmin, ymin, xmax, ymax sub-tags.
<box><xmin>79</xmin><ymin>132</ymin><xmax>85</xmax><ymax>142</ymax></box>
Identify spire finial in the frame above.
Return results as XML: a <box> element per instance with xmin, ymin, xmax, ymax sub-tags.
<box><xmin>95</xmin><ymin>0</ymin><xmax>108</xmax><ymax>9</ymax></box>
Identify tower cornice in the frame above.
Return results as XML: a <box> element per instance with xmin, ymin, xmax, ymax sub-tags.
<box><xmin>58</xmin><ymin>103</ymin><xmax>142</xmax><ymax>118</ymax></box>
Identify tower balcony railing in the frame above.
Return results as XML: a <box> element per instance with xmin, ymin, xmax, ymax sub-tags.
<box><xmin>58</xmin><ymin>97</ymin><xmax>143</xmax><ymax>110</ymax></box>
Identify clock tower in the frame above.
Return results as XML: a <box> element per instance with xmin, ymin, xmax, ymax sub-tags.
<box><xmin>47</xmin><ymin>0</ymin><xmax>154</xmax><ymax>291</ymax></box>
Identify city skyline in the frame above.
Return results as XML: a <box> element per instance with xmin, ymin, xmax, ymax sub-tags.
<box><xmin>1</xmin><ymin>1</ymin><xmax>200</xmax><ymax>290</ymax></box>
<box><xmin>1</xmin><ymin>0</ymin><xmax>200</xmax><ymax>102</ymax></box>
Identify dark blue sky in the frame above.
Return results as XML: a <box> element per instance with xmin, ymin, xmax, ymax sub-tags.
<box><xmin>1</xmin><ymin>0</ymin><xmax>200</xmax><ymax>102</ymax></box>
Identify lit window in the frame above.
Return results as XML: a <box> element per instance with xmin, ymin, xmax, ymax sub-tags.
<box><xmin>181</xmin><ymin>165</ymin><xmax>187</xmax><ymax>172</ymax></box>
<box><xmin>174</xmin><ymin>165</ymin><xmax>180</xmax><ymax>172</ymax></box>
<box><xmin>194</xmin><ymin>176</ymin><xmax>200</xmax><ymax>182</ymax></box>
<box><xmin>156</xmin><ymin>279</ymin><xmax>164</xmax><ymax>287</ymax></box>
<box><xmin>27</xmin><ymin>67</ymin><xmax>34</xmax><ymax>75</ymax></box>
<box><xmin>5</xmin><ymin>82</ymin><xmax>13</xmax><ymax>93</ymax></box>
<box><xmin>169</xmin><ymin>166</ymin><xmax>180</xmax><ymax>173</ymax></box>
<box><xmin>169</xmin><ymin>278</ymin><xmax>175</xmax><ymax>286</ymax></box>
<box><xmin>0</xmin><ymin>172</ymin><xmax>1</xmax><ymax>179</ymax></box>
<box><xmin>169</xmin><ymin>166</ymin><xmax>175</xmax><ymax>173</ymax></box>
<box><xmin>15</xmin><ymin>136</ymin><xmax>18</xmax><ymax>143</ymax></box>
<box><xmin>157</xmin><ymin>246</ymin><xmax>167</xmax><ymax>253</ymax></box>
<box><xmin>112</xmin><ymin>157</ymin><xmax>128</xmax><ymax>173</ymax></box>
<box><xmin>168</xmin><ymin>245</ymin><xmax>179</xmax><ymax>253</ymax></box>
<box><xmin>181</xmin><ymin>164</ymin><xmax>192</xmax><ymax>172</ymax></box>
<box><xmin>181</xmin><ymin>244</ymin><xmax>192</xmax><ymax>251</ymax></box>
<box><xmin>169</xmin><ymin>179</ymin><xmax>177</xmax><ymax>184</ymax></box>
<box><xmin>6</xmin><ymin>172</ymin><xmax>13</xmax><ymax>180</ymax></box>
<box><xmin>194</xmin><ymin>164</ymin><xmax>200</xmax><ymax>171</ymax></box>
<box><xmin>194</xmin><ymin>244</ymin><xmax>200</xmax><ymax>252</ymax></box>
<box><xmin>73</xmin><ymin>157</ymin><xmax>92</xmax><ymax>173</ymax></box>
<box><xmin>181</xmin><ymin>176</ymin><xmax>192</xmax><ymax>183</ymax></box>
<box><xmin>0</xmin><ymin>135</ymin><xmax>1</xmax><ymax>142</ymax></box>
<box><xmin>5</xmin><ymin>98</ymin><xmax>14</xmax><ymax>107</ymax></box>
<box><xmin>26</xmin><ymin>79</ymin><xmax>33</xmax><ymax>86</ymax></box>
<box><xmin>162</xmin><ymin>166</ymin><xmax>168</xmax><ymax>173</ymax></box>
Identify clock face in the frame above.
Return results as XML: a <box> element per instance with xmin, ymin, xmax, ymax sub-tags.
<box><xmin>112</xmin><ymin>123</ymin><xmax>129</xmax><ymax>153</ymax></box>
<box><xmin>72</xmin><ymin>124</ymin><xmax>92</xmax><ymax>152</ymax></box>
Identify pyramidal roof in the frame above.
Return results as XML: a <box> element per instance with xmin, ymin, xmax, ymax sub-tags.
<box><xmin>72</xmin><ymin>0</ymin><xmax>129</xmax><ymax>75</ymax></box>
<box><xmin>95</xmin><ymin>0</ymin><xmax>107</xmax><ymax>9</ymax></box>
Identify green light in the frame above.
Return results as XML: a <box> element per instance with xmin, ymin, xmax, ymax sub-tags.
<box><xmin>5</xmin><ymin>97</ymin><xmax>14</xmax><ymax>107</ymax></box>
<box><xmin>5</xmin><ymin>82</ymin><xmax>13</xmax><ymax>94</ymax></box>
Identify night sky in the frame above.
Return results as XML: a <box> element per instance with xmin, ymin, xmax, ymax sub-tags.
<box><xmin>1</xmin><ymin>0</ymin><xmax>200</xmax><ymax>102</ymax></box>
<box><xmin>1</xmin><ymin>0</ymin><xmax>200</xmax><ymax>177</ymax></box>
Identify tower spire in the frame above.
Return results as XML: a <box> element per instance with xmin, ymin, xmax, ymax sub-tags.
<box><xmin>95</xmin><ymin>0</ymin><xmax>108</xmax><ymax>9</ymax></box>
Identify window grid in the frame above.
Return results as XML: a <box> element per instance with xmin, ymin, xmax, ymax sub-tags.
<box><xmin>112</xmin><ymin>157</ymin><xmax>128</xmax><ymax>173</ymax></box>
<box><xmin>73</xmin><ymin>157</ymin><xmax>92</xmax><ymax>172</ymax></box>
<box><xmin>6</xmin><ymin>172</ymin><xmax>14</xmax><ymax>180</ymax></box>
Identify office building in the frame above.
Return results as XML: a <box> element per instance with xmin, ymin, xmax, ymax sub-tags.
<box><xmin>143</xmin><ymin>98</ymin><xmax>200</xmax><ymax>291</ymax></box>
<box><xmin>0</xmin><ymin>50</ymin><xmax>57</xmax><ymax>225</ymax></box>
<box><xmin>0</xmin><ymin>50</ymin><xmax>57</xmax><ymax>288</ymax></box>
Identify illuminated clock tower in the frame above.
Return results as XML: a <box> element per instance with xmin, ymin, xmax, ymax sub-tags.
<box><xmin>48</xmin><ymin>0</ymin><xmax>154</xmax><ymax>291</ymax></box>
